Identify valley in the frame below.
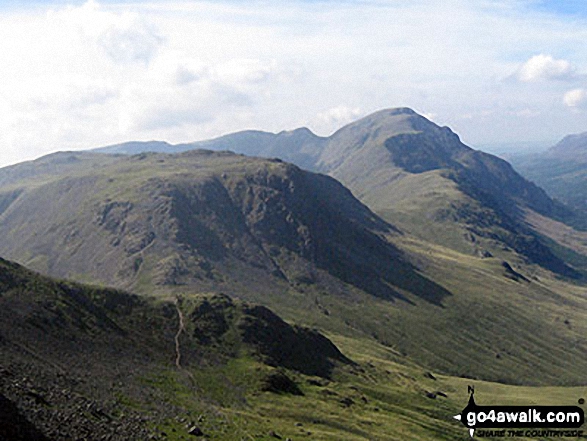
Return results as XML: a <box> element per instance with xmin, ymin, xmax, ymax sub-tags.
<box><xmin>1</xmin><ymin>108</ymin><xmax>586</xmax><ymax>440</ymax></box>
<box><xmin>510</xmin><ymin>132</ymin><xmax>587</xmax><ymax>216</ymax></box>
<box><xmin>2</xmin><ymin>256</ymin><xmax>585</xmax><ymax>440</ymax></box>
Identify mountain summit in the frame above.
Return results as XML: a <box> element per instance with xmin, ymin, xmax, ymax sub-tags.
<box><xmin>317</xmin><ymin>107</ymin><xmax>465</xmax><ymax>173</ymax></box>
<box><xmin>94</xmin><ymin>108</ymin><xmax>578</xmax><ymax>277</ymax></box>
<box><xmin>544</xmin><ymin>131</ymin><xmax>587</xmax><ymax>162</ymax></box>
<box><xmin>2</xmin><ymin>109</ymin><xmax>587</xmax><ymax>386</ymax></box>
<box><xmin>511</xmin><ymin>131</ymin><xmax>587</xmax><ymax>214</ymax></box>
<box><xmin>314</xmin><ymin>109</ymin><xmax>579</xmax><ymax>277</ymax></box>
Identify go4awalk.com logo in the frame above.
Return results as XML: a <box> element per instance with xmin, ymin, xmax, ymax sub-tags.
<box><xmin>453</xmin><ymin>386</ymin><xmax>585</xmax><ymax>438</ymax></box>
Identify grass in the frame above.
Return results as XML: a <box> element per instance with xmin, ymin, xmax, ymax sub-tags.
<box><xmin>133</xmin><ymin>330</ymin><xmax>587</xmax><ymax>440</ymax></box>
<box><xmin>138</xmin><ymin>230</ymin><xmax>587</xmax><ymax>387</ymax></box>
<box><xmin>3</xmin><ymin>148</ymin><xmax>587</xmax><ymax>387</ymax></box>
<box><xmin>2</xmin><ymin>246</ymin><xmax>587</xmax><ymax>440</ymax></box>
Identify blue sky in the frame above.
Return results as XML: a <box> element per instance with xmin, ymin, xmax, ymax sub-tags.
<box><xmin>0</xmin><ymin>0</ymin><xmax>586</xmax><ymax>167</ymax></box>
<box><xmin>535</xmin><ymin>0</ymin><xmax>587</xmax><ymax>16</ymax></box>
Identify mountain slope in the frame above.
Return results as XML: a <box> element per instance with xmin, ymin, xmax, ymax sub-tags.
<box><xmin>0</xmin><ymin>257</ymin><xmax>360</xmax><ymax>439</ymax></box>
<box><xmin>3</xmin><ymin>256</ymin><xmax>587</xmax><ymax>440</ymax></box>
<box><xmin>318</xmin><ymin>109</ymin><xmax>580</xmax><ymax>277</ymax></box>
<box><xmin>93</xmin><ymin>108</ymin><xmax>579</xmax><ymax>278</ymax></box>
<box><xmin>3</xmin><ymin>148</ymin><xmax>587</xmax><ymax>387</ymax></box>
<box><xmin>92</xmin><ymin>109</ymin><xmax>581</xmax><ymax>277</ymax></box>
<box><xmin>511</xmin><ymin>132</ymin><xmax>587</xmax><ymax>213</ymax></box>
<box><xmin>545</xmin><ymin>131</ymin><xmax>587</xmax><ymax>161</ymax></box>
<box><xmin>0</xmin><ymin>150</ymin><xmax>450</xmax><ymax>306</ymax></box>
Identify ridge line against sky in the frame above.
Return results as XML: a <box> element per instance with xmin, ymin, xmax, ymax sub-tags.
<box><xmin>0</xmin><ymin>0</ymin><xmax>586</xmax><ymax>167</ymax></box>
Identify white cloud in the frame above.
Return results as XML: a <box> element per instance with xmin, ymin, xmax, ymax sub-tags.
<box><xmin>511</xmin><ymin>109</ymin><xmax>541</xmax><ymax>118</ymax></box>
<box><xmin>117</xmin><ymin>55</ymin><xmax>280</xmax><ymax>132</ymax></box>
<box><xmin>2</xmin><ymin>0</ymin><xmax>587</xmax><ymax>166</ymax></box>
<box><xmin>314</xmin><ymin>106</ymin><xmax>363</xmax><ymax>133</ymax></box>
<box><xmin>215</xmin><ymin>59</ymin><xmax>277</xmax><ymax>87</ymax></box>
<box><xmin>563</xmin><ymin>88</ymin><xmax>587</xmax><ymax>108</ymax></box>
<box><xmin>517</xmin><ymin>54</ymin><xmax>576</xmax><ymax>82</ymax></box>
<box><xmin>175</xmin><ymin>64</ymin><xmax>208</xmax><ymax>85</ymax></box>
<box><xmin>48</xmin><ymin>0</ymin><xmax>163</xmax><ymax>64</ymax></box>
<box><xmin>120</xmin><ymin>81</ymin><xmax>252</xmax><ymax>132</ymax></box>
<box><xmin>97</xmin><ymin>19</ymin><xmax>163</xmax><ymax>64</ymax></box>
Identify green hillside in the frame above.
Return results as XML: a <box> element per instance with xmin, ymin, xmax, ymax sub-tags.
<box><xmin>2</xmin><ymin>110</ymin><xmax>587</xmax><ymax>439</ymax></box>
<box><xmin>1</xmin><ymin>257</ymin><xmax>585</xmax><ymax>440</ymax></box>
<box><xmin>0</xmin><ymin>149</ymin><xmax>587</xmax><ymax>387</ymax></box>
<box><xmin>92</xmin><ymin>109</ymin><xmax>582</xmax><ymax>278</ymax></box>
<box><xmin>0</xmin><ymin>150</ymin><xmax>444</xmax><ymax>305</ymax></box>
<box><xmin>511</xmin><ymin>132</ymin><xmax>587</xmax><ymax>215</ymax></box>
<box><xmin>317</xmin><ymin>109</ymin><xmax>580</xmax><ymax>278</ymax></box>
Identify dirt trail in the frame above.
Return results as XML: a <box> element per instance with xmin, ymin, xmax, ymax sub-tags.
<box><xmin>174</xmin><ymin>297</ymin><xmax>185</xmax><ymax>369</ymax></box>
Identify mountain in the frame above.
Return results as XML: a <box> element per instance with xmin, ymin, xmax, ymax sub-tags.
<box><xmin>545</xmin><ymin>132</ymin><xmax>587</xmax><ymax>162</ymax></box>
<box><xmin>0</xmin><ymin>149</ymin><xmax>447</xmax><ymax>305</ymax></box>
<box><xmin>93</xmin><ymin>129</ymin><xmax>328</xmax><ymax>171</ymax></box>
<box><xmin>0</xmin><ymin>256</ymin><xmax>362</xmax><ymax>440</ymax></box>
<box><xmin>3</xmin><ymin>146</ymin><xmax>587</xmax><ymax>388</ymax></box>
<box><xmin>92</xmin><ymin>140</ymin><xmax>174</xmax><ymax>155</ymax></box>
<box><xmin>3</xmin><ymin>110</ymin><xmax>587</xmax><ymax>438</ymax></box>
<box><xmin>318</xmin><ymin>109</ymin><xmax>583</xmax><ymax>277</ymax></box>
<box><xmin>94</xmin><ymin>108</ymin><xmax>581</xmax><ymax>278</ymax></box>
<box><xmin>511</xmin><ymin>132</ymin><xmax>587</xmax><ymax>213</ymax></box>
<box><xmin>3</xmin><ymin>257</ymin><xmax>587</xmax><ymax>441</ymax></box>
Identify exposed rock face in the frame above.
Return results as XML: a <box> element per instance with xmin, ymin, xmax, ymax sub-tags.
<box><xmin>0</xmin><ymin>149</ymin><xmax>449</xmax><ymax>303</ymax></box>
<box><xmin>144</xmin><ymin>108</ymin><xmax>578</xmax><ymax>277</ymax></box>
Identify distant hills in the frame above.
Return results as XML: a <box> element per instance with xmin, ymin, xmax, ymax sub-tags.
<box><xmin>545</xmin><ymin>132</ymin><xmax>587</xmax><ymax>162</ymax></box>
<box><xmin>511</xmin><ymin>132</ymin><xmax>587</xmax><ymax>214</ymax></box>
<box><xmin>3</xmin><ymin>107</ymin><xmax>587</xmax><ymax>439</ymax></box>
<box><xmin>93</xmin><ymin>108</ymin><xmax>580</xmax><ymax>277</ymax></box>
<box><xmin>1</xmin><ymin>109</ymin><xmax>587</xmax><ymax>388</ymax></box>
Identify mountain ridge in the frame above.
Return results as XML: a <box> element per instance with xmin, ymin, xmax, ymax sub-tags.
<box><xmin>2</xmin><ymin>110</ymin><xmax>587</xmax><ymax>387</ymax></box>
<box><xmin>87</xmin><ymin>107</ymin><xmax>581</xmax><ymax>277</ymax></box>
<box><xmin>511</xmin><ymin>131</ymin><xmax>587</xmax><ymax>215</ymax></box>
<box><xmin>0</xmin><ymin>149</ymin><xmax>450</xmax><ymax>305</ymax></box>
<box><xmin>0</xmin><ymin>256</ymin><xmax>357</xmax><ymax>439</ymax></box>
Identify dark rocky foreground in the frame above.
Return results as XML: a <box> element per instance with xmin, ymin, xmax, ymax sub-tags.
<box><xmin>0</xmin><ymin>258</ymin><xmax>351</xmax><ymax>440</ymax></box>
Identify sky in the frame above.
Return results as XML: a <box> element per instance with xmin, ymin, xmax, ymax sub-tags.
<box><xmin>0</xmin><ymin>0</ymin><xmax>586</xmax><ymax>167</ymax></box>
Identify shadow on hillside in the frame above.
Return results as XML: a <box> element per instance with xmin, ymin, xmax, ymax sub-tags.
<box><xmin>315</xmin><ymin>231</ymin><xmax>452</xmax><ymax>307</ymax></box>
<box><xmin>166</xmin><ymin>174</ymin><xmax>452</xmax><ymax>306</ymax></box>
<box><xmin>186</xmin><ymin>295</ymin><xmax>354</xmax><ymax>378</ymax></box>
<box><xmin>0</xmin><ymin>393</ymin><xmax>50</xmax><ymax>441</ymax></box>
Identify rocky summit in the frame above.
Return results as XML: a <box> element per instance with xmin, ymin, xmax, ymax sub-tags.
<box><xmin>2</xmin><ymin>109</ymin><xmax>587</xmax><ymax>440</ymax></box>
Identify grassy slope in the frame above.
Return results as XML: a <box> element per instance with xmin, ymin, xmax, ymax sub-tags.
<box><xmin>391</xmin><ymin>235</ymin><xmax>587</xmax><ymax>383</ymax></box>
<box><xmin>357</xmin><ymin>169</ymin><xmax>484</xmax><ymax>255</ymax></box>
<box><xmin>146</xmin><ymin>226</ymin><xmax>587</xmax><ymax>386</ymax></box>
<box><xmin>0</xmin><ymin>257</ymin><xmax>585</xmax><ymax>440</ymax></box>
<box><xmin>1</xmin><ymin>151</ymin><xmax>587</xmax><ymax>387</ymax></box>
<box><xmin>140</xmin><ymin>331</ymin><xmax>587</xmax><ymax>441</ymax></box>
<box><xmin>512</xmin><ymin>155</ymin><xmax>587</xmax><ymax>210</ymax></box>
<box><xmin>82</xmin><ymin>109</ymin><xmax>585</xmax><ymax>272</ymax></box>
